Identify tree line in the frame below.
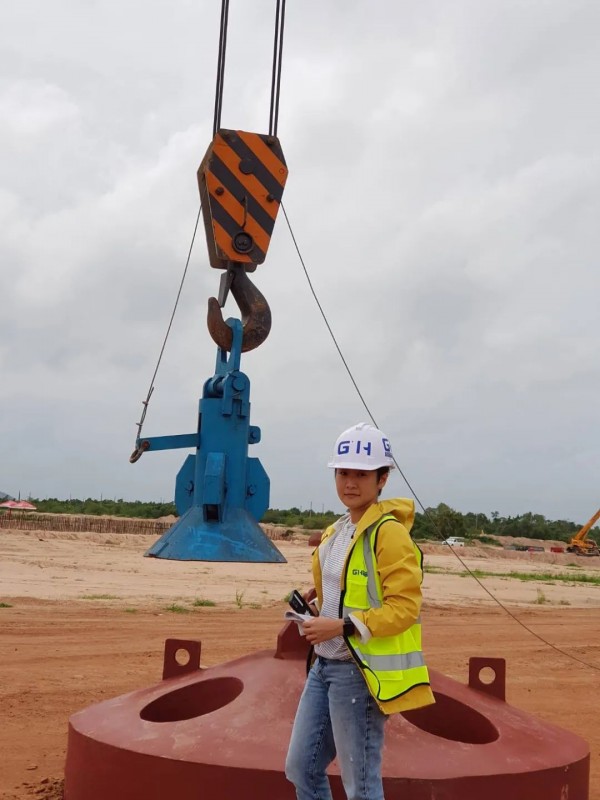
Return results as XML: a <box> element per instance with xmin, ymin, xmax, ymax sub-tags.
<box><xmin>26</xmin><ymin>498</ymin><xmax>597</xmax><ymax>544</ymax></box>
<box><xmin>411</xmin><ymin>504</ymin><xmax>595</xmax><ymax>544</ymax></box>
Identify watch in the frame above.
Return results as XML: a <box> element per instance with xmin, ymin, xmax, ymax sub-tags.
<box><xmin>343</xmin><ymin>616</ymin><xmax>355</xmax><ymax>637</ymax></box>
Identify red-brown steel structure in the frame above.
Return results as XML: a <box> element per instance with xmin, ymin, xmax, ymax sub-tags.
<box><xmin>65</xmin><ymin>621</ymin><xmax>590</xmax><ymax>800</ymax></box>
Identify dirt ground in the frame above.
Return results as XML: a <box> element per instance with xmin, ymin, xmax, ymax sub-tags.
<box><xmin>1</xmin><ymin>528</ymin><xmax>599</xmax><ymax>799</ymax></box>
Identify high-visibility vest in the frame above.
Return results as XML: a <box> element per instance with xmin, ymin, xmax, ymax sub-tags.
<box><xmin>336</xmin><ymin>514</ymin><xmax>430</xmax><ymax>702</ymax></box>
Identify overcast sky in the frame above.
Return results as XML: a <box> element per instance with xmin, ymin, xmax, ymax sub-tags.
<box><xmin>1</xmin><ymin>0</ymin><xmax>598</xmax><ymax>525</ymax></box>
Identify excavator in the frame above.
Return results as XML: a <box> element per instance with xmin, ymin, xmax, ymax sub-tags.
<box><xmin>566</xmin><ymin>508</ymin><xmax>600</xmax><ymax>556</ymax></box>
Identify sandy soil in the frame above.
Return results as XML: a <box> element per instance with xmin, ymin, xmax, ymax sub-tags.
<box><xmin>1</xmin><ymin>527</ymin><xmax>599</xmax><ymax>799</ymax></box>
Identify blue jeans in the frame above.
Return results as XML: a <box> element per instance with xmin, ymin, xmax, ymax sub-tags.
<box><xmin>285</xmin><ymin>656</ymin><xmax>386</xmax><ymax>800</ymax></box>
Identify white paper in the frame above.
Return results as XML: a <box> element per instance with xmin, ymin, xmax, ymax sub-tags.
<box><xmin>283</xmin><ymin>609</ymin><xmax>313</xmax><ymax>634</ymax></box>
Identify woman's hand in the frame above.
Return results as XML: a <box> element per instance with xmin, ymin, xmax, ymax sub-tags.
<box><xmin>302</xmin><ymin>616</ymin><xmax>343</xmax><ymax>645</ymax></box>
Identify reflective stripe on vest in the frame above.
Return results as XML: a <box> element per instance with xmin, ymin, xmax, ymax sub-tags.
<box><xmin>363</xmin><ymin>533</ymin><xmax>381</xmax><ymax>608</ymax></box>
<box><xmin>352</xmin><ymin>648</ymin><xmax>426</xmax><ymax>671</ymax></box>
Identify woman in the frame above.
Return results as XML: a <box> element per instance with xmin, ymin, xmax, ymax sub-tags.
<box><xmin>285</xmin><ymin>422</ymin><xmax>435</xmax><ymax>800</ymax></box>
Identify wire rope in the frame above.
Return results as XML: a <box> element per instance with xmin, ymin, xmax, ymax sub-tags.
<box><xmin>132</xmin><ymin>204</ymin><xmax>202</xmax><ymax>445</ymax></box>
<box><xmin>281</xmin><ymin>202</ymin><xmax>600</xmax><ymax>674</ymax></box>
<box><xmin>213</xmin><ymin>0</ymin><xmax>230</xmax><ymax>136</ymax></box>
<box><xmin>268</xmin><ymin>0</ymin><xmax>282</xmax><ymax>136</ymax></box>
<box><xmin>269</xmin><ymin>0</ymin><xmax>287</xmax><ymax>136</ymax></box>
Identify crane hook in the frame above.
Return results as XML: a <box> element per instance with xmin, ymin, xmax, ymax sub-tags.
<box><xmin>207</xmin><ymin>265</ymin><xmax>272</xmax><ymax>353</ymax></box>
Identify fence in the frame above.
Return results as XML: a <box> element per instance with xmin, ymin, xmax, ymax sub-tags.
<box><xmin>0</xmin><ymin>514</ymin><xmax>302</xmax><ymax>541</ymax></box>
<box><xmin>0</xmin><ymin>513</ymin><xmax>172</xmax><ymax>536</ymax></box>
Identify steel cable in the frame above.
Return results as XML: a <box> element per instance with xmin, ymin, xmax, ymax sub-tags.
<box><xmin>132</xmin><ymin>204</ymin><xmax>202</xmax><ymax>445</ymax></box>
<box><xmin>281</xmin><ymin>202</ymin><xmax>600</xmax><ymax>673</ymax></box>
<box><xmin>269</xmin><ymin>0</ymin><xmax>287</xmax><ymax>136</ymax></box>
<box><xmin>213</xmin><ymin>0</ymin><xmax>230</xmax><ymax>136</ymax></box>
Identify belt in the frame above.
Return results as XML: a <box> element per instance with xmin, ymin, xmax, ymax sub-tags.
<box><xmin>316</xmin><ymin>655</ymin><xmax>353</xmax><ymax>664</ymax></box>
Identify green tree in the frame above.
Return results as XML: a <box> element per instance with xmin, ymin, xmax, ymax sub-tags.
<box><xmin>413</xmin><ymin>503</ymin><xmax>465</xmax><ymax>542</ymax></box>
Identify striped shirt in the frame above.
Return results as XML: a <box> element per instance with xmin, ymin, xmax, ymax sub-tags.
<box><xmin>315</xmin><ymin>515</ymin><xmax>356</xmax><ymax>660</ymax></box>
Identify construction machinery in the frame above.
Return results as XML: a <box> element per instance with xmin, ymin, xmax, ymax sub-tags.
<box><xmin>566</xmin><ymin>508</ymin><xmax>600</xmax><ymax>556</ymax></box>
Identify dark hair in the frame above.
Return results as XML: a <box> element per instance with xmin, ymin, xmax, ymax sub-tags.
<box><xmin>376</xmin><ymin>467</ymin><xmax>389</xmax><ymax>496</ymax></box>
<box><xmin>334</xmin><ymin>467</ymin><xmax>389</xmax><ymax>478</ymax></box>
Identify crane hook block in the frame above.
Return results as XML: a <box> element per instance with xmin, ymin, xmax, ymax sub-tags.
<box><xmin>197</xmin><ymin>129</ymin><xmax>288</xmax><ymax>270</ymax></box>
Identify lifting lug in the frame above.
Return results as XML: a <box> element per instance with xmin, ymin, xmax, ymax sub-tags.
<box><xmin>129</xmin><ymin>440</ymin><xmax>150</xmax><ymax>464</ymax></box>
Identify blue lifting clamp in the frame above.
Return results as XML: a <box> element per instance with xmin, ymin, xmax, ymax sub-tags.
<box><xmin>131</xmin><ymin>304</ymin><xmax>285</xmax><ymax>563</ymax></box>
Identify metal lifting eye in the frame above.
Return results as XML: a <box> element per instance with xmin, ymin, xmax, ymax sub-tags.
<box><xmin>207</xmin><ymin>266</ymin><xmax>271</xmax><ymax>353</ymax></box>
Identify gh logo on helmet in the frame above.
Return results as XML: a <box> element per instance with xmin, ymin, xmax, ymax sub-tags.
<box><xmin>328</xmin><ymin>423</ymin><xmax>396</xmax><ymax>471</ymax></box>
<box><xmin>338</xmin><ymin>440</ymin><xmax>372</xmax><ymax>456</ymax></box>
<box><xmin>337</xmin><ymin>438</ymin><xmax>392</xmax><ymax>458</ymax></box>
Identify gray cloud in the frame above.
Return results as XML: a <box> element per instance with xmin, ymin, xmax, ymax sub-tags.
<box><xmin>1</xmin><ymin>0</ymin><xmax>598</xmax><ymax>524</ymax></box>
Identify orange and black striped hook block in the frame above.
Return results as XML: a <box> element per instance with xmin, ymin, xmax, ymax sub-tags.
<box><xmin>198</xmin><ymin>129</ymin><xmax>288</xmax><ymax>352</ymax></box>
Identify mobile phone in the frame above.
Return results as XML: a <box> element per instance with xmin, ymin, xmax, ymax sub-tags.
<box><xmin>289</xmin><ymin>589</ymin><xmax>315</xmax><ymax>616</ymax></box>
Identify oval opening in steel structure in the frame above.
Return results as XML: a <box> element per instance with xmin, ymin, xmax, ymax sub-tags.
<box><xmin>140</xmin><ymin>676</ymin><xmax>243</xmax><ymax>723</ymax></box>
<box><xmin>403</xmin><ymin>692</ymin><xmax>499</xmax><ymax>744</ymax></box>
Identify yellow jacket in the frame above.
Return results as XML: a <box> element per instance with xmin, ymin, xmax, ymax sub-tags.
<box><xmin>312</xmin><ymin>498</ymin><xmax>435</xmax><ymax>714</ymax></box>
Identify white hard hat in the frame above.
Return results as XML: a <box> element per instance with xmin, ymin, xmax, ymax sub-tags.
<box><xmin>328</xmin><ymin>422</ymin><xmax>396</xmax><ymax>471</ymax></box>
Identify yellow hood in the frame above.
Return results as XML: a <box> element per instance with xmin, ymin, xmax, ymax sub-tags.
<box><xmin>354</xmin><ymin>498</ymin><xmax>415</xmax><ymax>537</ymax></box>
<box><xmin>319</xmin><ymin>498</ymin><xmax>416</xmax><ymax>547</ymax></box>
